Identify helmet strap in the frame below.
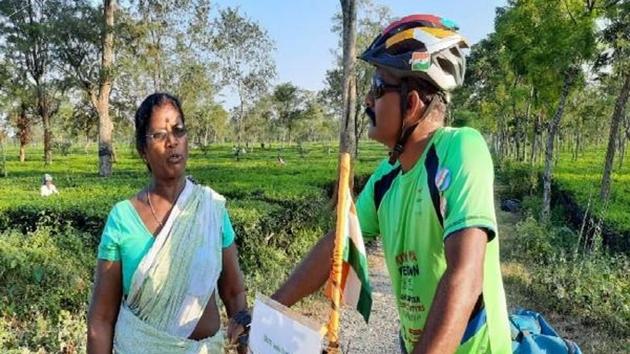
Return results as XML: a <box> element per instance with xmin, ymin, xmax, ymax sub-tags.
<box><xmin>388</xmin><ymin>91</ymin><xmax>439</xmax><ymax>165</ymax></box>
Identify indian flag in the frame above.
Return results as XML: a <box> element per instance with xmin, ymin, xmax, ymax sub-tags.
<box><xmin>326</xmin><ymin>189</ymin><xmax>373</xmax><ymax>323</ymax></box>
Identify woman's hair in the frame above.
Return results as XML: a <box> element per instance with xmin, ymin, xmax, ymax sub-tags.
<box><xmin>134</xmin><ymin>92</ymin><xmax>185</xmax><ymax>155</ymax></box>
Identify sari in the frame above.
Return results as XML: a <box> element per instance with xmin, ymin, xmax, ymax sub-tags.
<box><xmin>113</xmin><ymin>180</ymin><xmax>226</xmax><ymax>353</ymax></box>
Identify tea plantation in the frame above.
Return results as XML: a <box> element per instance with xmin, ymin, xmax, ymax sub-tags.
<box><xmin>0</xmin><ymin>142</ymin><xmax>628</xmax><ymax>352</ymax></box>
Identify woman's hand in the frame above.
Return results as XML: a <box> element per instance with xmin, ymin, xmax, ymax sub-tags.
<box><xmin>227</xmin><ymin>313</ymin><xmax>249</xmax><ymax>354</ymax></box>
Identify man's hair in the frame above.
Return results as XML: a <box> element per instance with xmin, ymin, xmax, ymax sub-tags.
<box><xmin>403</xmin><ymin>77</ymin><xmax>447</xmax><ymax>118</ymax></box>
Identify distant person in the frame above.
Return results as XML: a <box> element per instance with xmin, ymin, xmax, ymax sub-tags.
<box><xmin>272</xmin><ymin>15</ymin><xmax>511</xmax><ymax>353</ymax></box>
<box><xmin>88</xmin><ymin>93</ymin><xmax>249</xmax><ymax>354</ymax></box>
<box><xmin>40</xmin><ymin>174</ymin><xmax>59</xmax><ymax>197</ymax></box>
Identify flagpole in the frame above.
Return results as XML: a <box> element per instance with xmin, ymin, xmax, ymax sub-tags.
<box><xmin>327</xmin><ymin>152</ymin><xmax>351</xmax><ymax>353</ymax></box>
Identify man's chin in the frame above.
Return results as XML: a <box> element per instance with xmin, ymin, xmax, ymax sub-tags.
<box><xmin>368</xmin><ymin>129</ymin><xmax>392</xmax><ymax>148</ymax></box>
<box><xmin>367</xmin><ymin>126</ymin><xmax>377</xmax><ymax>141</ymax></box>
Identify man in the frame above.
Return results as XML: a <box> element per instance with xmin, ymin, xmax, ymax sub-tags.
<box><xmin>272</xmin><ymin>14</ymin><xmax>511</xmax><ymax>353</ymax></box>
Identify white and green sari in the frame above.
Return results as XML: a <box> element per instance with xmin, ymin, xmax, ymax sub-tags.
<box><xmin>113</xmin><ymin>180</ymin><xmax>226</xmax><ymax>353</ymax></box>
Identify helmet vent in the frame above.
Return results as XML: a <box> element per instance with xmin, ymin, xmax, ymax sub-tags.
<box><xmin>387</xmin><ymin>39</ymin><xmax>426</xmax><ymax>56</ymax></box>
<box><xmin>436</xmin><ymin>57</ymin><xmax>455</xmax><ymax>77</ymax></box>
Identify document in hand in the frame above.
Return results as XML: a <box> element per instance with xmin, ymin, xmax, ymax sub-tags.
<box><xmin>249</xmin><ymin>294</ymin><xmax>325</xmax><ymax>354</ymax></box>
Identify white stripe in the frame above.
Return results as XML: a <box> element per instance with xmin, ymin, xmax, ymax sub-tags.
<box><xmin>346</xmin><ymin>190</ymin><xmax>367</xmax><ymax>256</ymax></box>
<box><xmin>343</xmin><ymin>267</ymin><xmax>361</xmax><ymax>308</ymax></box>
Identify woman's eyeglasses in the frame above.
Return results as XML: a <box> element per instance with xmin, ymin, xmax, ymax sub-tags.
<box><xmin>146</xmin><ymin>126</ymin><xmax>187</xmax><ymax>142</ymax></box>
<box><xmin>369</xmin><ymin>76</ymin><xmax>401</xmax><ymax>99</ymax></box>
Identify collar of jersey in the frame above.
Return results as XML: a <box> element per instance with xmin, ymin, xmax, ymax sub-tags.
<box><xmin>398</xmin><ymin>127</ymin><xmax>444</xmax><ymax>183</ymax></box>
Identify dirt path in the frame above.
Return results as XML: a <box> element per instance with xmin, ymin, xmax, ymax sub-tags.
<box><xmin>336</xmin><ymin>241</ymin><xmax>400</xmax><ymax>353</ymax></box>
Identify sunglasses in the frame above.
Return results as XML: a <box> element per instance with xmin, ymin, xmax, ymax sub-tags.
<box><xmin>146</xmin><ymin>125</ymin><xmax>187</xmax><ymax>142</ymax></box>
<box><xmin>369</xmin><ymin>75</ymin><xmax>401</xmax><ymax>99</ymax></box>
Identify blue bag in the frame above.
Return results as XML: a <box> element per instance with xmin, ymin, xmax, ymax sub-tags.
<box><xmin>510</xmin><ymin>309</ymin><xmax>582</xmax><ymax>354</ymax></box>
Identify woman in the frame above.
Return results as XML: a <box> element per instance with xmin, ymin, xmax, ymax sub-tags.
<box><xmin>40</xmin><ymin>173</ymin><xmax>59</xmax><ymax>197</ymax></box>
<box><xmin>88</xmin><ymin>93</ymin><xmax>249</xmax><ymax>353</ymax></box>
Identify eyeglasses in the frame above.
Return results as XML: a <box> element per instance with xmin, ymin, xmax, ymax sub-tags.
<box><xmin>369</xmin><ymin>75</ymin><xmax>401</xmax><ymax>99</ymax></box>
<box><xmin>146</xmin><ymin>126</ymin><xmax>187</xmax><ymax>142</ymax></box>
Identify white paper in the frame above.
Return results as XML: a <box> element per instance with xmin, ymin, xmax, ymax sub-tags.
<box><xmin>249</xmin><ymin>294</ymin><xmax>324</xmax><ymax>354</ymax></box>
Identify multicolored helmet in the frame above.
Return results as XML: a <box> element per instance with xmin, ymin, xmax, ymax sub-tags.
<box><xmin>359</xmin><ymin>14</ymin><xmax>469</xmax><ymax>91</ymax></box>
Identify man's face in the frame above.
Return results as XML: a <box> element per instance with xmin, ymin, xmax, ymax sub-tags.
<box><xmin>365</xmin><ymin>69</ymin><xmax>403</xmax><ymax>149</ymax></box>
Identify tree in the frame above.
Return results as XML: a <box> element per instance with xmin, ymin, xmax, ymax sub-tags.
<box><xmin>0</xmin><ymin>0</ymin><xmax>63</xmax><ymax>165</ymax></box>
<box><xmin>0</xmin><ymin>60</ymin><xmax>35</xmax><ymax>162</ymax></box>
<box><xmin>599</xmin><ymin>0</ymin><xmax>629</xmax><ymax>201</ymax></box>
<box><xmin>273</xmin><ymin>83</ymin><xmax>304</xmax><ymax>144</ymax></box>
<box><xmin>212</xmin><ymin>7</ymin><xmax>276</xmax><ymax>146</ymax></box>
<box><xmin>294</xmin><ymin>93</ymin><xmax>335</xmax><ymax>142</ymax></box>
<box><xmin>338</xmin><ymin>0</ymin><xmax>357</xmax><ymax>156</ymax></box>
<box><xmin>497</xmin><ymin>0</ymin><xmax>599</xmax><ymax>221</ymax></box>
<box><xmin>324</xmin><ymin>1</ymin><xmax>392</xmax><ymax>155</ymax></box>
<box><xmin>52</xmin><ymin>0</ymin><xmax>116</xmax><ymax>175</ymax></box>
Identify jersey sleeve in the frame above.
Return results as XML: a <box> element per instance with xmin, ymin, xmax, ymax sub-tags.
<box><xmin>97</xmin><ymin>206</ymin><xmax>122</xmax><ymax>261</ymax></box>
<box><xmin>442</xmin><ymin>128</ymin><xmax>497</xmax><ymax>241</ymax></box>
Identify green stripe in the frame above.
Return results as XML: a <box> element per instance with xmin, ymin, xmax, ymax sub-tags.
<box><xmin>344</xmin><ymin>238</ymin><xmax>373</xmax><ymax>323</ymax></box>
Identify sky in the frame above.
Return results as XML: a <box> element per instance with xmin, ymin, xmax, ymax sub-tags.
<box><xmin>212</xmin><ymin>0</ymin><xmax>507</xmax><ymax>108</ymax></box>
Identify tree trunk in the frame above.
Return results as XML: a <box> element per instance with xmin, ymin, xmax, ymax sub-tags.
<box><xmin>37</xmin><ymin>87</ymin><xmax>53</xmax><ymax>165</ymax></box>
<box><xmin>619</xmin><ymin>134</ymin><xmax>626</xmax><ymax>169</ymax></box>
<box><xmin>600</xmin><ymin>72</ymin><xmax>630</xmax><ymax>201</ymax></box>
<box><xmin>17</xmin><ymin>105</ymin><xmax>30</xmax><ymax>163</ymax></box>
<box><xmin>530</xmin><ymin>114</ymin><xmax>540</xmax><ymax>164</ymax></box>
<box><xmin>542</xmin><ymin>71</ymin><xmax>575</xmax><ymax>221</ymax></box>
<box><xmin>573</xmin><ymin>130</ymin><xmax>580</xmax><ymax>161</ymax></box>
<box><xmin>97</xmin><ymin>0</ymin><xmax>115</xmax><ymax>177</ymax></box>
<box><xmin>19</xmin><ymin>146</ymin><xmax>25</xmax><ymax>163</ymax></box>
<box><xmin>339</xmin><ymin>0</ymin><xmax>357</xmax><ymax>157</ymax></box>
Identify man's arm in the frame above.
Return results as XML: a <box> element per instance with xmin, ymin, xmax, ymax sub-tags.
<box><xmin>412</xmin><ymin>227</ymin><xmax>487</xmax><ymax>354</ymax></box>
<box><xmin>272</xmin><ymin>230</ymin><xmax>335</xmax><ymax>306</ymax></box>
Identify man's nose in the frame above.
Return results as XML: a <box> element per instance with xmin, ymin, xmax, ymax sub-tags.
<box><xmin>365</xmin><ymin>92</ymin><xmax>374</xmax><ymax>108</ymax></box>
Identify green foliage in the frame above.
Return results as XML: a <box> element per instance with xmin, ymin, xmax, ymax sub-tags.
<box><xmin>0</xmin><ymin>143</ymin><xmax>6</xmax><ymax>178</ymax></box>
<box><xmin>0</xmin><ymin>225</ymin><xmax>94</xmax><ymax>351</ymax></box>
<box><xmin>499</xmin><ymin>147</ymin><xmax>630</xmax><ymax>250</ymax></box>
<box><xmin>496</xmin><ymin>160</ymin><xmax>539</xmax><ymax>198</ymax></box>
<box><xmin>508</xmin><ymin>217</ymin><xmax>630</xmax><ymax>337</ymax></box>
<box><xmin>554</xmin><ymin>148</ymin><xmax>630</xmax><ymax>242</ymax></box>
<box><xmin>52</xmin><ymin>141</ymin><xmax>72</xmax><ymax>156</ymax></box>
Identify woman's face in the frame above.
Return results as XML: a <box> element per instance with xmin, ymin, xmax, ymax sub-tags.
<box><xmin>142</xmin><ymin>103</ymin><xmax>188</xmax><ymax>181</ymax></box>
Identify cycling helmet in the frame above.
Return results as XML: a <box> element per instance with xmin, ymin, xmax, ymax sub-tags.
<box><xmin>360</xmin><ymin>14</ymin><xmax>469</xmax><ymax>91</ymax></box>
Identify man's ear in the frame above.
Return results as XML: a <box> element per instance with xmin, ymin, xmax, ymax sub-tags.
<box><xmin>403</xmin><ymin>90</ymin><xmax>425</xmax><ymax>126</ymax></box>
